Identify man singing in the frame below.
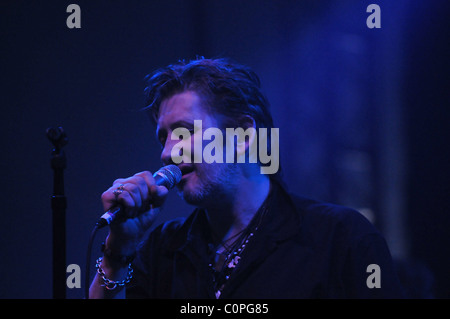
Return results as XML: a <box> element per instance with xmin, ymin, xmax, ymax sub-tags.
<box><xmin>89</xmin><ymin>58</ymin><xmax>403</xmax><ymax>298</ymax></box>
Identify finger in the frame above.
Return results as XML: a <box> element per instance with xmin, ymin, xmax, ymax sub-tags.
<box><xmin>101</xmin><ymin>183</ymin><xmax>137</xmax><ymax>216</ymax></box>
<box><xmin>112</xmin><ymin>176</ymin><xmax>147</xmax><ymax>211</ymax></box>
<box><xmin>101</xmin><ymin>186</ymin><xmax>120</xmax><ymax>212</ymax></box>
<box><xmin>101</xmin><ymin>178</ymin><xmax>129</xmax><ymax>211</ymax></box>
<box><xmin>137</xmin><ymin>206</ymin><xmax>162</xmax><ymax>230</ymax></box>
<box><xmin>112</xmin><ymin>177</ymin><xmax>127</xmax><ymax>186</ymax></box>
<box><xmin>130</xmin><ymin>174</ymin><xmax>150</xmax><ymax>205</ymax></box>
<box><xmin>121</xmin><ymin>184</ymin><xmax>142</xmax><ymax>217</ymax></box>
<box><xmin>116</xmin><ymin>189</ymin><xmax>136</xmax><ymax>211</ymax></box>
<box><xmin>133</xmin><ymin>171</ymin><xmax>157</xmax><ymax>189</ymax></box>
<box><xmin>148</xmin><ymin>184</ymin><xmax>169</xmax><ymax>208</ymax></box>
<box><xmin>120</xmin><ymin>174</ymin><xmax>153</xmax><ymax>214</ymax></box>
<box><xmin>121</xmin><ymin>173</ymin><xmax>160</xmax><ymax>212</ymax></box>
<box><xmin>101</xmin><ymin>171</ymin><xmax>164</xmax><ymax>216</ymax></box>
<box><xmin>108</xmin><ymin>186</ymin><xmax>136</xmax><ymax>218</ymax></box>
<box><xmin>133</xmin><ymin>171</ymin><xmax>159</xmax><ymax>207</ymax></box>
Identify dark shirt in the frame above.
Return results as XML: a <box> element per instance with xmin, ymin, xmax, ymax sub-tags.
<box><xmin>127</xmin><ymin>181</ymin><xmax>404</xmax><ymax>298</ymax></box>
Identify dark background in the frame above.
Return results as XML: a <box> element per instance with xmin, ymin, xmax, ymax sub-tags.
<box><xmin>1</xmin><ymin>0</ymin><xmax>448</xmax><ymax>298</ymax></box>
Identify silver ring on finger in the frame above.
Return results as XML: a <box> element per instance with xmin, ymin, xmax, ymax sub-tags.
<box><xmin>113</xmin><ymin>184</ymin><xmax>125</xmax><ymax>199</ymax></box>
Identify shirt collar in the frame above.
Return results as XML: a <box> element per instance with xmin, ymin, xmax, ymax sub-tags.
<box><xmin>165</xmin><ymin>178</ymin><xmax>301</xmax><ymax>252</ymax></box>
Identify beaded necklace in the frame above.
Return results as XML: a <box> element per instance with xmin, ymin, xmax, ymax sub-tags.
<box><xmin>208</xmin><ymin>194</ymin><xmax>271</xmax><ymax>299</ymax></box>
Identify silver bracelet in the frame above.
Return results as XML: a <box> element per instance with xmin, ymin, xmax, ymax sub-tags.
<box><xmin>95</xmin><ymin>257</ymin><xmax>133</xmax><ymax>290</ymax></box>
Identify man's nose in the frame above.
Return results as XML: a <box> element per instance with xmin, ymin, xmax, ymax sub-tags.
<box><xmin>160</xmin><ymin>137</ymin><xmax>190</xmax><ymax>165</ymax></box>
<box><xmin>160</xmin><ymin>139</ymin><xmax>175</xmax><ymax>165</ymax></box>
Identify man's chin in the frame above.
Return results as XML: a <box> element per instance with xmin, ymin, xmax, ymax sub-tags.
<box><xmin>178</xmin><ymin>191</ymin><xmax>203</xmax><ymax>207</ymax></box>
<box><xmin>176</xmin><ymin>183</ymin><xmax>202</xmax><ymax>206</ymax></box>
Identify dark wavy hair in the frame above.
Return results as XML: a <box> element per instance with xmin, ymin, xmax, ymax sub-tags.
<box><xmin>143</xmin><ymin>57</ymin><xmax>273</xmax><ymax>129</ymax></box>
<box><xmin>142</xmin><ymin>57</ymin><xmax>280</xmax><ymax>176</ymax></box>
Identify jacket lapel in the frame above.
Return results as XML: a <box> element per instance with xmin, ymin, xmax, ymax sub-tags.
<box><xmin>168</xmin><ymin>210</ymin><xmax>216</xmax><ymax>298</ymax></box>
<box><xmin>219</xmin><ymin>182</ymin><xmax>302</xmax><ymax>298</ymax></box>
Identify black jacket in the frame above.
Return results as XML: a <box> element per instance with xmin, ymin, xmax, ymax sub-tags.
<box><xmin>127</xmin><ymin>182</ymin><xmax>404</xmax><ymax>298</ymax></box>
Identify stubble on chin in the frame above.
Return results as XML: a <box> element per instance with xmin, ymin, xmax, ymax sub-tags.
<box><xmin>177</xmin><ymin>163</ymin><xmax>239</xmax><ymax>207</ymax></box>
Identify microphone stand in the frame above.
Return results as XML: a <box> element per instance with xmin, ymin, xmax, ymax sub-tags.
<box><xmin>47</xmin><ymin>126</ymin><xmax>68</xmax><ymax>299</ymax></box>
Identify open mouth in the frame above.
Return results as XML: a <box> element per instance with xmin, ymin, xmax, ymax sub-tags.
<box><xmin>178</xmin><ymin>165</ymin><xmax>195</xmax><ymax>178</ymax></box>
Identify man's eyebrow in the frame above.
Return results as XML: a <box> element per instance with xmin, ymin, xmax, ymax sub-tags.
<box><xmin>156</xmin><ymin>120</ymin><xmax>195</xmax><ymax>141</ymax></box>
<box><xmin>170</xmin><ymin>120</ymin><xmax>195</xmax><ymax>130</ymax></box>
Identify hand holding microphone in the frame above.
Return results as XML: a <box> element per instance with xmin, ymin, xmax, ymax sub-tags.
<box><xmin>87</xmin><ymin>165</ymin><xmax>181</xmax><ymax>299</ymax></box>
<box><xmin>98</xmin><ymin>165</ymin><xmax>181</xmax><ymax>248</ymax></box>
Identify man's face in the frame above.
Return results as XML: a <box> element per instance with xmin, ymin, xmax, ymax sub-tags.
<box><xmin>156</xmin><ymin>90</ymin><xmax>239</xmax><ymax>206</ymax></box>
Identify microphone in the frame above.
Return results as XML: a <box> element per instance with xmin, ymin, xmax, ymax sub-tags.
<box><xmin>96</xmin><ymin>165</ymin><xmax>182</xmax><ymax>228</ymax></box>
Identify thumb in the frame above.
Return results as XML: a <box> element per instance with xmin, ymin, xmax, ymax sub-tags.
<box><xmin>149</xmin><ymin>184</ymin><xmax>169</xmax><ymax>208</ymax></box>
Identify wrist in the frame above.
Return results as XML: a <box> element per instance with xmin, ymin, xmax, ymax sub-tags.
<box><xmin>96</xmin><ymin>257</ymin><xmax>133</xmax><ymax>290</ymax></box>
<box><xmin>101</xmin><ymin>242</ymin><xmax>136</xmax><ymax>268</ymax></box>
<box><xmin>104</xmin><ymin>232</ymin><xmax>139</xmax><ymax>257</ymax></box>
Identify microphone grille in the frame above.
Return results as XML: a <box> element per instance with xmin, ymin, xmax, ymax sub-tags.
<box><xmin>154</xmin><ymin>165</ymin><xmax>182</xmax><ymax>189</ymax></box>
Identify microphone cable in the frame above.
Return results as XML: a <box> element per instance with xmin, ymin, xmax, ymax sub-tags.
<box><xmin>85</xmin><ymin>224</ymin><xmax>100</xmax><ymax>299</ymax></box>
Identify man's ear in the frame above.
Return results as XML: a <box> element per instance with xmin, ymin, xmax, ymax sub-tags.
<box><xmin>235</xmin><ymin>115</ymin><xmax>257</xmax><ymax>161</ymax></box>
